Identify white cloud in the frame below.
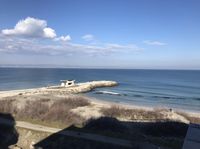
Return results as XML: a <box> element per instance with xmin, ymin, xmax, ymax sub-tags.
<box><xmin>0</xmin><ymin>17</ymin><xmax>142</xmax><ymax>56</ymax></box>
<box><xmin>43</xmin><ymin>27</ymin><xmax>56</xmax><ymax>38</ymax></box>
<box><xmin>2</xmin><ymin>17</ymin><xmax>57</xmax><ymax>38</ymax></box>
<box><xmin>82</xmin><ymin>34</ymin><xmax>94</xmax><ymax>41</ymax></box>
<box><xmin>0</xmin><ymin>33</ymin><xmax>141</xmax><ymax>56</ymax></box>
<box><xmin>54</xmin><ymin>35</ymin><xmax>71</xmax><ymax>41</ymax></box>
<box><xmin>143</xmin><ymin>40</ymin><xmax>166</xmax><ymax>46</ymax></box>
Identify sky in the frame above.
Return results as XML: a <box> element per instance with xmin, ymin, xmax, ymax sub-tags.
<box><xmin>0</xmin><ymin>0</ymin><xmax>200</xmax><ymax>69</ymax></box>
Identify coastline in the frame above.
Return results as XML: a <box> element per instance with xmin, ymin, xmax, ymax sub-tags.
<box><xmin>86</xmin><ymin>95</ymin><xmax>200</xmax><ymax>118</ymax></box>
<box><xmin>1</xmin><ymin>86</ymin><xmax>200</xmax><ymax>119</ymax></box>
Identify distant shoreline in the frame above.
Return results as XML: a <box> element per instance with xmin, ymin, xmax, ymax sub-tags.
<box><xmin>0</xmin><ymin>66</ymin><xmax>200</xmax><ymax>71</ymax></box>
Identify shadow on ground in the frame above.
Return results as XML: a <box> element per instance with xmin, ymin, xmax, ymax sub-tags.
<box><xmin>0</xmin><ymin>113</ymin><xmax>18</xmax><ymax>149</ymax></box>
<box><xmin>34</xmin><ymin>117</ymin><xmax>188</xmax><ymax>149</ymax></box>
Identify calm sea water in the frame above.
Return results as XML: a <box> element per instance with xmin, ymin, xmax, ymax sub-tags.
<box><xmin>0</xmin><ymin>68</ymin><xmax>200</xmax><ymax>112</ymax></box>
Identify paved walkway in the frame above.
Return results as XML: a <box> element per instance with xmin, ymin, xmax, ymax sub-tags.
<box><xmin>16</xmin><ymin>121</ymin><xmax>133</xmax><ymax>147</ymax></box>
<box><xmin>0</xmin><ymin>118</ymin><xmax>161</xmax><ymax>149</ymax></box>
<box><xmin>1</xmin><ymin>118</ymin><xmax>133</xmax><ymax>148</ymax></box>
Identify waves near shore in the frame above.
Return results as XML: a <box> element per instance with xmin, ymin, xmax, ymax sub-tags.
<box><xmin>0</xmin><ymin>68</ymin><xmax>200</xmax><ymax>112</ymax></box>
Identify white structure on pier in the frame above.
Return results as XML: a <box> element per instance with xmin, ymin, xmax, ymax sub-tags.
<box><xmin>60</xmin><ymin>80</ymin><xmax>75</xmax><ymax>87</ymax></box>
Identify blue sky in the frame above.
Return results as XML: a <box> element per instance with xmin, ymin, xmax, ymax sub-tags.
<box><xmin>0</xmin><ymin>0</ymin><xmax>200</xmax><ymax>69</ymax></box>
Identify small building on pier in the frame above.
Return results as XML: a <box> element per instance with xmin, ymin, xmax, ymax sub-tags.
<box><xmin>60</xmin><ymin>80</ymin><xmax>75</xmax><ymax>87</ymax></box>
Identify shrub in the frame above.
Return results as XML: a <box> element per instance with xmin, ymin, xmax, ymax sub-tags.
<box><xmin>53</xmin><ymin>96</ymin><xmax>90</xmax><ymax>109</ymax></box>
<box><xmin>101</xmin><ymin>105</ymin><xmax>164</xmax><ymax>120</ymax></box>
<box><xmin>40</xmin><ymin>98</ymin><xmax>51</xmax><ymax>102</ymax></box>
<box><xmin>17</xmin><ymin>100</ymin><xmax>49</xmax><ymax>120</ymax></box>
<box><xmin>0</xmin><ymin>99</ymin><xmax>17</xmax><ymax>114</ymax></box>
<box><xmin>101</xmin><ymin>105</ymin><xmax>122</xmax><ymax>117</ymax></box>
<box><xmin>44</xmin><ymin>100</ymin><xmax>84</xmax><ymax>125</ymax></box>
<box><xmin>16</xmin><ymin>97</ymin><xmax>87</xmax><ymax>125</ymax></box>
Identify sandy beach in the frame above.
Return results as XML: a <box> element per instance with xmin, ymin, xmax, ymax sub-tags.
<box><xmin>0</xmin><ymin>81</ymin><xmax>200</xmax><ymax>124</ymax></box>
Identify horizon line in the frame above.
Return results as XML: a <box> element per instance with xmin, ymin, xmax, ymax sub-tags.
<box><xmin>0</xmin><ymin>65</ymin><xmax>200</xmax><ymax>71</ymax></box>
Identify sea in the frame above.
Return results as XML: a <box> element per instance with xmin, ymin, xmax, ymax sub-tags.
<box><xmin>0</xmin><ymin>68</ymin><xmax>200</xmax><ymax>112</ymax></box>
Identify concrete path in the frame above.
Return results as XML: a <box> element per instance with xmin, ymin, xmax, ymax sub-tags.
<box><xmin>1</xmin><ymin>118</ymin><xmax>133</xmax><ymax>148</ymax></box>
<box><xmin>15</xmin><ymin>121</ymin><xmax>133</xmax><ymax>147</ymax></box>
<box><xmin>0</xmin><ymin>118</ymin><xmax>161</xmax><ymax>149</ymax></box>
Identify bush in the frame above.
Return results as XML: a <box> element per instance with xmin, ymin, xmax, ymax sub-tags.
<box><xmin>101</xmin><ymin>105</ymin><xmax>122</xmax><ymax>117</ymax></box>
<box><xmin>17</xmin><ymin>100</ymin><xmax>49</xmax><ymax>120</ymax></box>
<box><xmin>16</xmin><ymin>97</ymin><xmax>88</xmax><ymax>125</ymax></box>
<box><xmin>53</xmin><ymin>97</ymin><xmax>90</xmax><ymax>109</ymax></box>
<box><xmin>101</xmin><ymin>105</ymin><xmax>164</xmax><ymax>120</ymax></box>
<box><xmin>0</xmin><ymin>99</ymin><xmax>17</xmax><ymax>114</ymax></box>
<box><xmin>44</xmin><ymin>100</ymin><xmax>84</xmax><ymax>125</ymax></box>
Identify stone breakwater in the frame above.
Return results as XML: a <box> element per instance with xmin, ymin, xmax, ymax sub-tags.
<box><xmin>56</xmin><ymin>80</ymin><xmax>118</xmax><ymax>93</ymax></box>
<box><xmin>0</xmin><ymin>81</ymin><xmax>118</xmax><ymax>97</ymax></box>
